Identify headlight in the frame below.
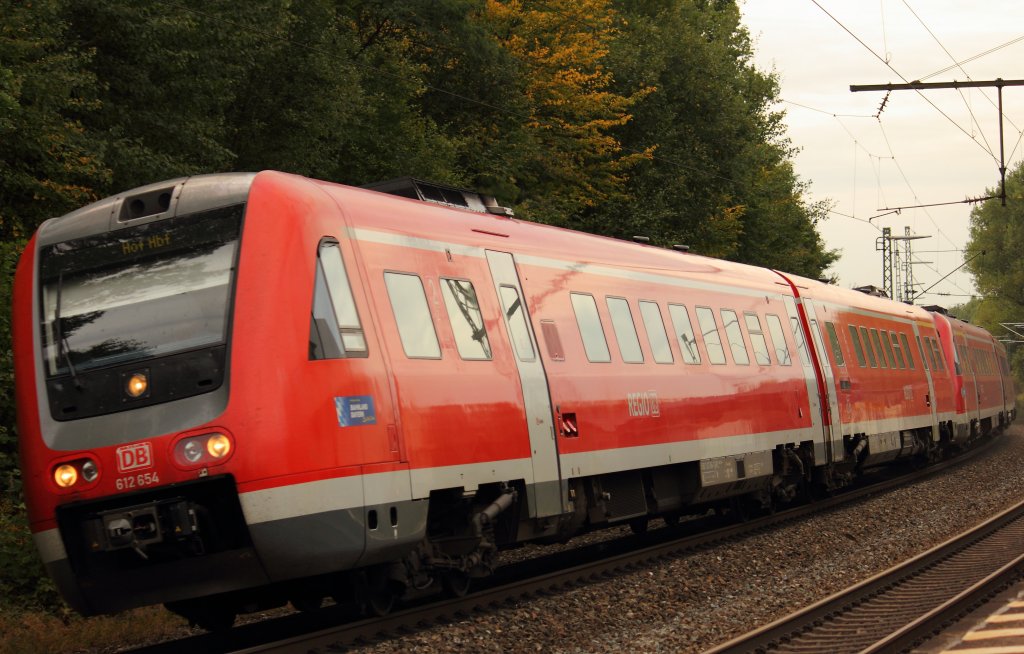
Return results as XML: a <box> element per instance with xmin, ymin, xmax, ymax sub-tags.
<box><xmin>124</xmin><ymin>371</ymin><xmax>149</xmax><ymax>399</ymax></box>
<box><xmin>207</xmin><ymin>434</ymin><xmax>231</xmax><ymax>459</ymax></box>
<box><xmin>183</xmin><ymin>440</ymin><xmax>203</xmax><ymax>463</ymax></box>
<box><xmin>81</xmin><ymin>460</ymin><xmax>98</xmax><ymax>483</ymax></box>
<box><xmin>54</xmin><ymin>464</ymin><xmax>78</xmax><ymax>488</ymax></box>
<box><xmin>173</xmin><ymin>432</ymin><xmax>234</xmax><ymax>468</ymax></box>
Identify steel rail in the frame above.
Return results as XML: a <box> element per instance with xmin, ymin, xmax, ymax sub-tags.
<box><xmin>705</xmin><ymin>482</ymin><xmax>1024</xmax><ymax>654</ymax></box>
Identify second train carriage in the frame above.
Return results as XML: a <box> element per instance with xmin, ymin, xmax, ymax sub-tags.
<box><xmin>14</xmin><ymin>171</ymin><xmax>1016</xmax><ymax>626</ymax></box>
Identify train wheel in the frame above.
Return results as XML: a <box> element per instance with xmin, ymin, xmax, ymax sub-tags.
<box><xmin>364</xmin><ymin>586</ymin><xmax>395</xmax><ymax>616</ymax></box>
<box><xmin>628</xmin><ymin>516</ymin><xmax>649</xmax><ymax>534</ymax></box>
<box><xmin>166</xmin><ymin>600</ymin><xmax>237</xmax><ymax>632</ymax></box>
<box><xmin>442</xmin><ymin>570</ymin><xmax>472</xmax><ymax>598</ymax></box>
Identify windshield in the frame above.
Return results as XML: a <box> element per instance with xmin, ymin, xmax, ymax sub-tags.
<box><xmin>39</xmin><ymin>204</ymin><xmax>243</xmax><ymax>377</ymax></box>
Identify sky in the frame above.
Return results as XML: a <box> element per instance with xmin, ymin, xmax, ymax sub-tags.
<box><xmin>740</xmin><ymin>1</ymin><xmax>1024</xmax><ymax>307</ymax></box>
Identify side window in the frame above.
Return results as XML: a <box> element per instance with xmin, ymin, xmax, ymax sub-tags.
<box><xmin>860</xmin><ymin>327</ymin><xmax>878</xmax><ymax>368</ymax></box>
<box><xmin>606</xmin><ymin>297</ymin><xmax>644</xmax><ymax>363</ymax></box>
<box><xmin>310</xmin><ymin>240</ymin><xmax>368</xmax><ymax>360</ymax></box>
<box><xmin>720</xmin><ymin>309</ymin><xmax>749</xmax><ymax>365</ymax></box>
<box><xmin>890</xmin><ymin>332</ymin><xmax>907</xmax><ymax>369</ymax></box>
<box><xmin>848</xmin><ymin>325</ymin><xmax>867</xmax><ymax>367</ymax></box>
<box><xmin>900</xmin><ymin>333</ymin><xmax>916</xmax><ymax>369</ymax></box>
<box><xmin>824</xmin><ymin>322</ymin><xmax>845</xmax><ymax>367</ymax></box>
<box><xmin>790</xmin><ymin>317</ymin><xmax>812</xmax><ymax>366</ymax></box>
<box><xmin>499</xmin><ymin>286</ymin><xmax>536</xmax><ymax>362</ymax></box>
<box><xmin>766</xmin><ymin>313</ymin><xmax>792</xmax><ymax>366</ymax></box>
<box><xmin>668</xmin><ymin>304</ymin><xmax>701</xmax><ymax>364</ymax></box>
<box><xmin>916</xmin><ymin>336</ymin><xmax>929</xmax><ymax>370</ymax></box>
<box><xmin>809</xmin><ymin>319</ymin><xmax>828</xmax><ymax>365</ymax></box>
<box><xmin>869</xmin><ymin>329</ymin><xmax>888</xmax><ymax>369</ymax></box>
<box><xmin>696</xmin><ymin>307</ymin><xmax>727</xmax><ymax>365</ymax></box>
<box><xmin>744</xmin><ymin>313</ymin><xmax>771</xmax><ymax>365</ymax></box>
<box><xmin>384</xmin><ymin>272</ymin><xmax>441</xmax><ymax>359</ymax></box>
<box><xmin>930</xmin><ymin>338</ymin><xmax>946</xmax><ymax>372</ymax></box>
<box><xmin>639</xmin><ymin>301</ymin><xmax>674</xmax><ymax>364</ymax></box>
<box><xmin>880</xmin><ymin>330</ymin><xmax>897</xmax><ymax>368</ymax></box>
<box><xmin>571</xmin><ymin>293</ymin><xmax>611</xmax><ymax>363</ymax></box>
<box><xmin>440</xmin><ymin>278</ymin><xmax>491</xmax><ymax>360</ymax></box>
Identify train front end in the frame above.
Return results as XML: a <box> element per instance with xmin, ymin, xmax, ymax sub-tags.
<box><xmin>13</xmin><ymin>174</ymin><xmax>265</xmax><ymax>616</ymax></box>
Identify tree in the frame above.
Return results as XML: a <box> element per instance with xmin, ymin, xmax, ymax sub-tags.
<box><xmin>965</xmin><ymin>161</ymin><xmax>1024</xmax><ymax>387</ymax></box>
<box><xmin>591</xmin><ymin>0</ymin><xmax>836</xmax><ymax>277</ymax></box>
<box><xmin>0</xmin><ymin>0</ymin><xmax>108</xmax><ymax>241</ymax></box>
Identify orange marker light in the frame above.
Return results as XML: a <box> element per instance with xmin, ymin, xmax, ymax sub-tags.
<box><xmin>54</xmin><ymin>464</ymin><xmax>78</xmax><ymax>488</ymax></box>
<box><xmin>206</xmin><ymin>434</ymin><xmax>231</xmax><ymax>459</ymax></box>
<box><xmin>126</xmin><ymin>372</ymin><xmax>148</xmax><ymax>398</ymax></box>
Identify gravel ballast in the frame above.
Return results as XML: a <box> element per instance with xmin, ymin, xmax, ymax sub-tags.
<box><xmin>351</xmin><ymin>425</ymin><xmax>1024</xmax><ymax>653</ymax></box>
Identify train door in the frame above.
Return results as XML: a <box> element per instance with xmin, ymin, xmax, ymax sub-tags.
<box><xmin>911</xmin><ymin>322</ymin><xmax>939</xmax><ymax>442</ymax></box>
<box><xmin>792</xmin><ymin>298</ymin><xmax>844</xmax><ymax>465</ymax></box>
<box><xmin>485</xmin><ymin>251</ymin><xmax>564</xmax><ymax>519</ymax></box>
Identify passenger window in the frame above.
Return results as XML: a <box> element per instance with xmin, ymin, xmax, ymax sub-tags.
<box><xmin>890</xmin><ymin>332</ymin><xmax>906</xmax><ymax>369</ymax></box>
<box><xmin>696</xmin><ymin>307</ymin><xmax>727</xmax><ymax>365</ymax></box>
<box><xmin>880</xmin><ymin>331</ymin><xmax>897</xmax><ymax>368</ymax></box>
<box><xmin>901</xmin><ymin>333</ymin><xmax>915</xmax><ymax>369</ymax></box>
<box><xmin>385</xmin><ymin>272</ymin><xmax>441</xmax><ymax>358</ymax></box>
<box><xmin>809</xmin><ymin>319</ymin><xmax>828</xmax><ymax>366</ymax></box>
<box><xmin>668</xmin><ymin>304</ymin><xmax>701</xmax><ymax>364</ymax></box>
<box><xmin>916</xmin><ymin>336</ymin><xmax>929</xmax><ymax>370</ymax></box>
<box><xmin>860</xmin><ymin>327</ymin><xmax>878</xmax><ymax>368</ymax></box>
<box><xmin>639</xmin><ymin>301</ymin><xmax>674</xmax><ymax>364</ymax></box>
<box><xmin>440</xmin><ymin>278</ymin><xmax>491</xmax><ymax>360</ymax></box>
<box><xmin>847</xmin><ymin>325</ymin><xmax>867</xmax><ymax>367</ymax></box>
<box><xmin>869</xmin><ymin>329</ymin><xmax>888</xmax><ymax>368</ymax></box>
<box><xmin>310</xmin><ymin>240</ymin><xmax>368</xmax><ymax>360</ymax></box>
<box><xmin>824</xmin><ymin>322</ymin><xmax>845</xmax><ymax>367</ymax></box>
<box><xmin>720</xmin><ymin>309</ymin><xmax>749</xmax><ymax>365</ymax></box>
<box><xmin>929</xmin><ymin>338</ymin><xmax>945</xmax><ymax>372</ymax></box>
<box><xmin>571</xmin><ymin>293</ymin><xmax>611</xmax><ymax>363</ymax></box>
<box><xmin>765</xmin><ymin>314</ymin><xmax>792</xmax><ymax>366</ymax></box>
<box><xmin>744</xmin><ymin>313</ymin><xmax>771</xmax><ymax>366</ymax></box>
<box><xmin>790</xmin><ymin>317</ymin><xmax>811</xmax><ymax>366</ymax></box>
<box><xmin>606</xmin><ymin>297</ymin><xmax>644</xmax><ymax>363</ymax></box>
<box><xmin>499</xmin><ymin>286</ymin><xmax>536</xmax><ymax>362</ymax></box>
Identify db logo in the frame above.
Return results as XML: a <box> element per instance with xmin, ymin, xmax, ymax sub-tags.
<box><xmin>116</xmin><ymin>442</ymin><xmax>153</xmax><ymax>473</ymax></box>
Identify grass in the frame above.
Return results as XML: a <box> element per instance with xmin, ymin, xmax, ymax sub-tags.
<box><xmin>0</xmin><ymin>606</ymin><xmax>188</xmax><ymax>654</ymax></box>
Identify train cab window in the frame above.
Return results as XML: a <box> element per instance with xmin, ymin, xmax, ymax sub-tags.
<box><xmin>824</xmin><ymin>322</ymin><xmax>845</xmax><ymax>366</ymax></box>
<box><xmin>808</xmin><ymin>319</ymin><xmax>828</xmax><ymax>366</ymax></box>
<box><xmin>606</xmin><ymin>297</ymin><xmax>644</xmax><ymax>363</ymax></box>
<box><xmin>859</xmin><ymin>327</ymin><xmax>878</xmax><ymax>368</ymax></box>
<box><xmin>310</xmin><ymin>240</ymin><xmax>368</xmax><ymax>360</ymax></box>
<box><xmin>696</xmin><ymin>307</ymin><xmax>727</xmax><ymax>365</ymax></box>
<box><xmin>639</xmin><ymin>301</ymin><xmax>674</xmax><ymax>364</ymax></box>
<box><xmin>900</xmin><ymin>333</ymin><xmax>915</xmax><ymax>369</ymax></box>
<box><xmin>499</xmin><ymin>286</ymin><xmax>536</xmax><ymax>362</ymax></box>
<box><xmin>744</xmin><ymin>313</ymin><xmax>771</xmax><ymax>366</ymax></box>
<box><xmin>869</xmin><ymin>329</ymin><xmax>888</xmax><ymax>368</ymax></box>
<box><xmin>384</xmin><ymin>272</ymin><xmax>441</xmax><ymax>359</ymax></box>
<box><xmin>916</xmin><ymin>336</ymin><xmax>929</xmax><ymax>370</ymax></box>
<box><xmin>890</xmin><ymin>332</ymin><xmax>907</xmax><ymax>369</ymax></box>
<box><xmin>668</xmin><ymin>304</ymin><xmax>701</xmax><ymax>364</ymax></box>
<box><xmin>765</xmin><ymin>314</ymin><xmax>792</xmax><ymax>366</ymax></box>
<box><xmin>720</xmin><ymin>309</ymin><xmax>749</xmax><ymax>365</ymax></box>
<box><xmin>571</xmin><ymin>293</ymin><xmax>611</xmax><ymax>363</ymax></box>
<box><xmin>847</xmin><ymin>325</ymin><xmax>867</xmax><ymax>367</ymax></box>
<box><xmin>789</xmin><ymin>317</ymin><xmax>811</xmax><ymax>366</ymax></box>
<box><xmin>440</xmin><ymin>278</ymin><xmax>491</xmax><ymax>360</ymax></box>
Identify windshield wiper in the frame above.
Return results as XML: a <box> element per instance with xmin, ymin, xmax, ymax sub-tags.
<box><xmin>53</xmin><ymin>272</ymin><xmax>81</xmax><ymax>388</ymax></box>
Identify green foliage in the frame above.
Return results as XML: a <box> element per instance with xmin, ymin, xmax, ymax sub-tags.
<box><xmin>0</xmin><ymin>0</ymin><xmax>841</xmax><ymax>615</ymax></box>
<box><xmin>965</xmin><ymin>160</ymin><xmax>1024</xmax><ymax>387</ymax></box>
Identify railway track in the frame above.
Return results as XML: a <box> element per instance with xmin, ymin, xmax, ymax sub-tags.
<box><xmin>120</xmin><ymin>439</ymin><xmax>999</xmax><ymax>654</ymax></box>
<box><xmin>706</xmin><ymin>488</ymin><xmax>1024</xmax><ymax>654</ymax></box>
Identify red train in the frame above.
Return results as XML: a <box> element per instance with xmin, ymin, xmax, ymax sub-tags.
<box><xmin>13</xmin><ymin>171</ymin><xmax>1016</xmax><ymax>628</ymax></box>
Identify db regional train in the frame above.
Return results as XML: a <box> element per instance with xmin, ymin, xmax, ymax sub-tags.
<box><xmin>13</xmin><ymin>171</ymin><xmax>1016</xmax><ymax>628</ymax></box>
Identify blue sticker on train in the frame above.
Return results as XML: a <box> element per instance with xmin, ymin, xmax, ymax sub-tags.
<box><xmin>335</xmin><ymin>396</ymin><xmax>376</xmax><ymax>427</ymax></box>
